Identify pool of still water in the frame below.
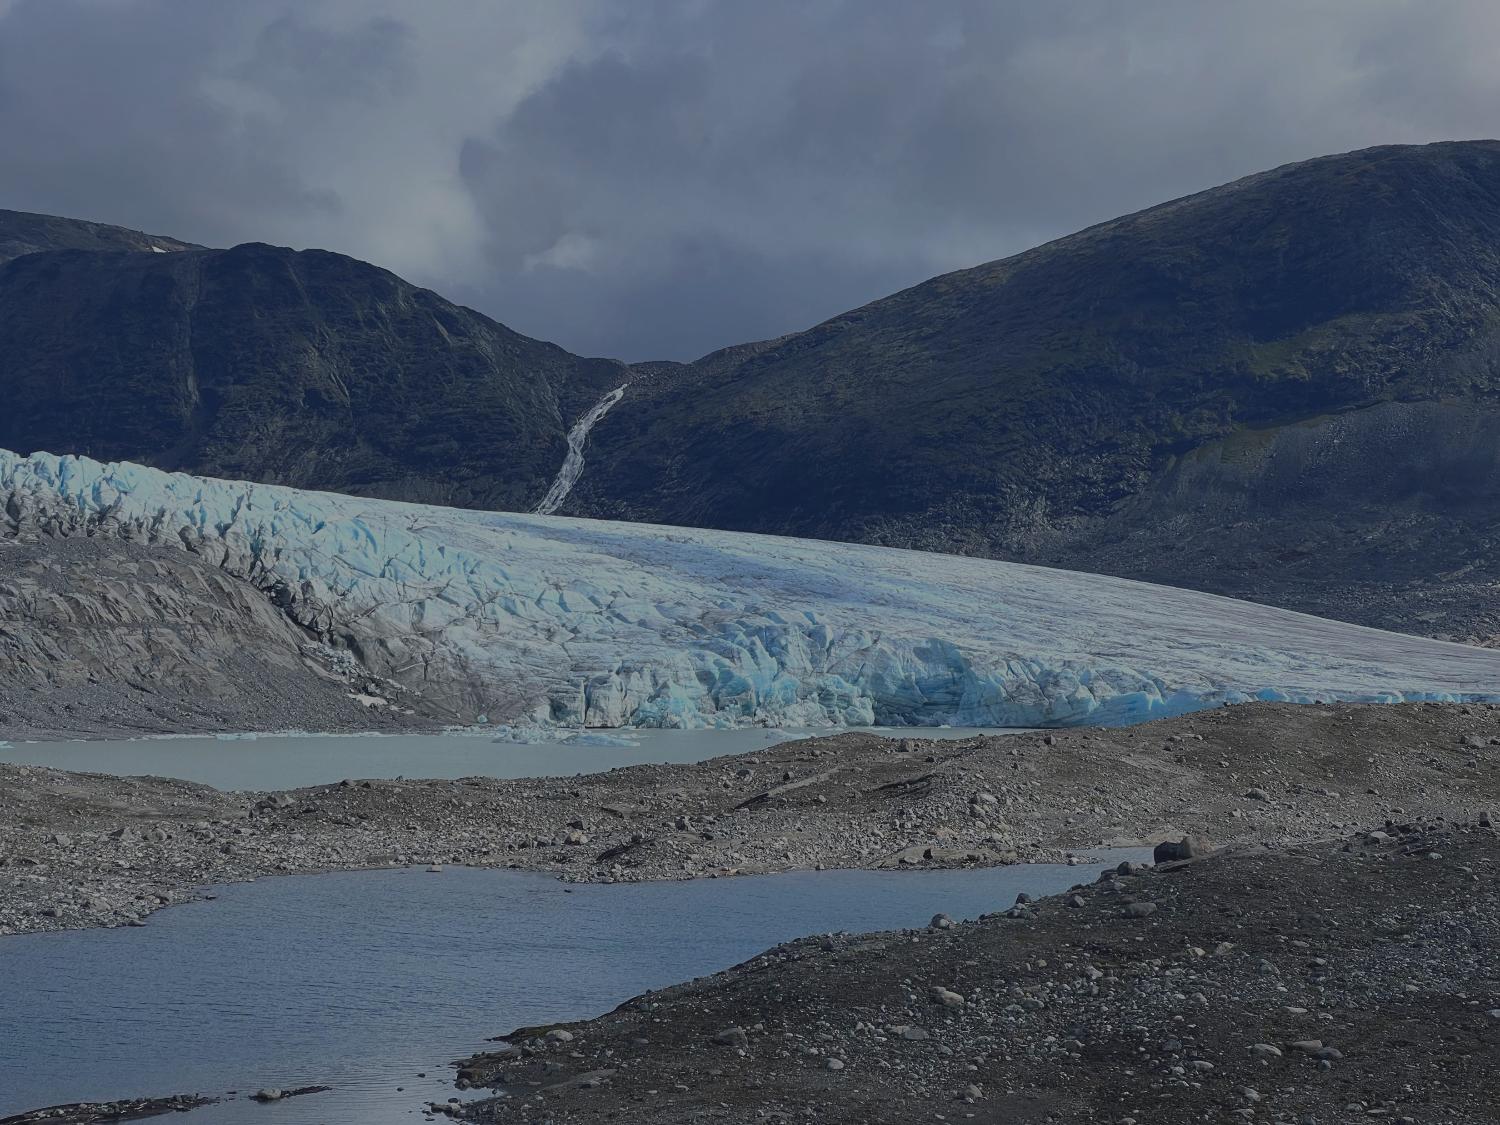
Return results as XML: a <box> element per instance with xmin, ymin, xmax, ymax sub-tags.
<box><xmin>0</xmin><ymin>726</ymin><xmax>1020</xmax><ymax>790</ymax></box>
<box><xmin>0</xmin><ymin>855</ymin><xmax>1144</xmax><ymax>1122</ymax></box>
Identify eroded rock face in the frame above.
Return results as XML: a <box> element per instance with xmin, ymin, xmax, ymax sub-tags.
<box><xmin>5</xmin><ymin>448</ymin><xmax>1500</xmax><ymax>735</ymax></box>
<box><xmin>0</xmin><ymin>534</ymin><xmax>427</xmax><ymax>739</ymax></box>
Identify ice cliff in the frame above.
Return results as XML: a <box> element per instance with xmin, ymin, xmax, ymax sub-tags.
<box><xmin>4</xmin><ymin>448</ymin><xmax>1499</xmax><ymax>729</ymax></box>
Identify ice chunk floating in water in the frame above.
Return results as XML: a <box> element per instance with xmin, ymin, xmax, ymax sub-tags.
<box><xmin>3</xmin><ymin>447</ymin><xmax>1500</xmax><ymax>729</ymax></box>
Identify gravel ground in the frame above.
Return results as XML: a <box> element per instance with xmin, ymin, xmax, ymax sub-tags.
<box><xmin>0</xmin><ymin>1095</ymin><xmax>216</xmax><ymax>1125</ymax></box>
<box><xmin>4</xmin><ymin>701</ymin><xmax>1499</xmax><ymax>936</ymax></box>
<box><xmin>448</xmin><ymin>821</ymin><xmax>1500</xmax><ymax>1124</ymax></box>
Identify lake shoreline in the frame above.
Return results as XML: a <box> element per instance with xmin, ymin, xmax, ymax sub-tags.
<box><xmin>11</xmin><ymin>821</ymin><xmax>1499</xmax><ymax>1125</ymax></box>
<box><xmin>5</xmin><ymin>701</ymin><xmax>1499</xmax><ymax>937</ymax></box>
<box><xmin>2</xmin><ymin>857</ymin><xmax>1152</xmax><ymax>1121</ymax></box>
<box><xmin>450</xmin><ymin>821</ymin><xmax>1500</xmax><ymax>1124</ymax></box>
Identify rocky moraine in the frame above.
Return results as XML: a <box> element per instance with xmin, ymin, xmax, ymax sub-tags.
<box><xmin>5</xmin><ymin>702</ymin><xmax>1499</xmax><ymax>936</ymax></box>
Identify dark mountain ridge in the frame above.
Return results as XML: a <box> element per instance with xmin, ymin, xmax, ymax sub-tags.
<box><xmin>0</xmin><ymin>207</ymin><xmax>200</xmax><ymax>265</ymax></box>
<box><xmin>5</xmin><ymin>141</ymin><xmax>1500</xmax><ymax>639</ymax></box>
<box><xmin>560</xmin><ymin>140</ymin><xmax>1500</xmax><ymax>639</ymax></box>
<box><xmin>576</xmin><ymin>141</ymin><xmax>1500</xmax><ymax>539</ymax></box>
<box><xmin>0</xmin><ymin>238</ymin><xmax>627</xmax><ymax>510</ymax></box>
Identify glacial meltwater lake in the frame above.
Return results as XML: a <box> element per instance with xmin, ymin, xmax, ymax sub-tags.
<box><xmin>0</xmin><ymin>726</ymin><xmax>1017</xmax><ymax>790</ymax></box>
<box><xmin>0</xmin><ymin>725</ymin><xmax>1057</xmax><ymax>1122</ymax></box>
<box><xmin>0</xmin><ymin>857</ymin><xmax>1146</xmax><ymax>1123</ymax></box>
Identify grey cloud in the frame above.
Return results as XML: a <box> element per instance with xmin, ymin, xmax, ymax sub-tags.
<box><xmin>1</xmin><ymin>0</ymin><xmax>1499</xmax><ymax>360</ymax></box>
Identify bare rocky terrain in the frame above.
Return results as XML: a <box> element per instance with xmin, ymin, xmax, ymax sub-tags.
<box><xmin>452</xmin><ymin>822</ymin><xmax>1500</xmax><ymax>1125</ymax></box>
<box><xmin>0</xmin><ymin>535</ymin><xmax>438</xmax><ymax>739</ymax></box>
<box><xmin>0</xmin><ymin>1096</ymin><xmax>216</xmax><ymax>1125</ymax></box>
<box><xmin>4</xmin><ymin>702</ymin><xmax>1499</xmax><ymax>937</ymax></box>
<box><xmin>6</xmin><ymin>701</ymin><xmax>1500</xmax><ymax>1124</ymax></box>
<box><xmin>0</xmin><ymin>207</ymin><xmax>199</xmax><ymax>266</ymax></box>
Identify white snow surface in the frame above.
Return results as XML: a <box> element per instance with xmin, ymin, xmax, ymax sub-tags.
<box><xmin>4</xmin><ymin>447</ymin><xmax>1500</xmax><ymax>730</ymax></box>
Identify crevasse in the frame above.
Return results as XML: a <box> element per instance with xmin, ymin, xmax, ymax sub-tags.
<box><xmin>4</xmin><ymin>447</ymin><xmax>1500</xmax><ymax>729</ymax></box>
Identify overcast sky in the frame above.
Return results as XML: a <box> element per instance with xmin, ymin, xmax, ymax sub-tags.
<box><xmin>2</xmin><ymin>1</ymin><xmax>1498</xmax><ymax>360</ymax></box>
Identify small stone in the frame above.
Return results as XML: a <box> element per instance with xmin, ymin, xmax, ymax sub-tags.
<box><xmin>930</xmin><ymin>913</ymin><xmax>954</xmax><ymax>930</ymax></box>
<box><xmin>824</xmin><ymin>1057</ymin><xmax>845</xmax><ymax>1071</ymax></box>
<box><xmin>1122</xmin><ymin>901</ymin><xmax>1158</xmax><ymax>918</ymax></box>
<box><xmin>899</xmin><ymin>1026</ymin><xmax>930</xmax><ymax>1041</ymax></box>
<box><xmin>712</xmin><ymin>1027</ymin><xmax>749</xmax><ymax>1049</ymax></box>
<box><xmin>1251</xmin><ymin>1043</ymin><xmax>1282</xmax><ymax>1059</ymax></box>
<box><xmin>1243</xmin><ymin>787</ymin><xmax>1271</xmax><ymax>802</ymax></box>
<box><xmin>931</xmin><ymin>986</ymin><xmax>966</xmax><ymax>1008</ymax></box>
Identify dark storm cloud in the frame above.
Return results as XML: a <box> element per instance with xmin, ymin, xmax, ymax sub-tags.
<box><xmin>1</xmin><ymin>0</ymin><xmax>1498</xmax><ymax>359</ymax></box>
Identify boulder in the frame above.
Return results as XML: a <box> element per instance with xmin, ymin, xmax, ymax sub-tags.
<box><xmin>712</xmin><ymin>1027</ymin><xmax>749</xmax><ymax>1049</ymax></box>
<box><xmin>1153</xmin><ymin>835</ymin><xmax>1213</xmax><ymax>863</ymax></box>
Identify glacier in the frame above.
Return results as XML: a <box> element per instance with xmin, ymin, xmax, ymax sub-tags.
<box><xmin>4</xmin><ymin>447</ymin><xmax>1500</xmax><ymax>730</ymax></box>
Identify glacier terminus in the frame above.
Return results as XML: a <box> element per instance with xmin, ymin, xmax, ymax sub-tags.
<box><xmin>5</xmin><ymin>447</ymin><xmax>1500</xmax><ymax>731</ymax></box>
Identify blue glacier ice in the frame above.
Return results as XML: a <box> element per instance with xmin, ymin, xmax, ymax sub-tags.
<box><xmin>4</xmin><ymin>447</ymin><xmax>1500</xmax><ymax>729</ymax></box>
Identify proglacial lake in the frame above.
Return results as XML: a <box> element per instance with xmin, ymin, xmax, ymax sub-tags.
<box><xmin>0</xmin><ymin>726</ymin><xmax>1019</xmax><ymax>790</ymax></box>
<box><xmin>0</xmin><ymin>857</ymin><xmax>1143</xmax><ymax>1123</ymax></box>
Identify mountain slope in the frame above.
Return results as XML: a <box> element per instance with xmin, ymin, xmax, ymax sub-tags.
<box><xmin>0</xmin><ymin>241</ymin><xmax>628</xmax><ymax>510</ymax></box>
<box><xmin>559</xmin><ymin>141</ymin><xmax>1500</xmax><ymax>638</ymax></box>
<box><xmin>4</xmin><ymin>449</ymin><xmax>1498</xmax><ymax>736</ymax></box>
<box><xmin>6</xmin><ymin>143</ymin><xmax>1500</xmax><ymax>640</ymax></box>
<box><xmin>0</xmin><ymin>207</ymin><xmax>199</xmax><ymax>264</ymax></box>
